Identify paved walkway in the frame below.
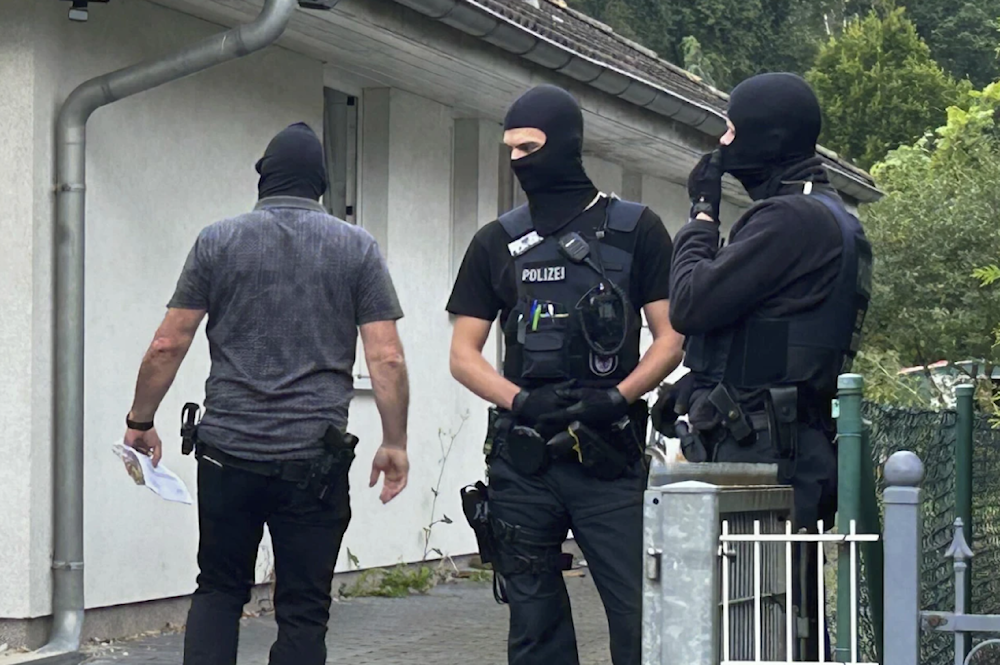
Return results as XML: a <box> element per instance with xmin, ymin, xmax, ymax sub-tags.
<box><xmin>83</xmin><ymin>573</ymin><xmax>612</xmax><ymax>665</ymax></box>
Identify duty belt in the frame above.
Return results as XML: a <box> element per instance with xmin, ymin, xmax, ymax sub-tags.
<box><xmin>705</xmin><ymin>384</ymin><xmax>801</xmax><ymax>459</ymax></box>
<box><xmin>196</xmin><ymin>442</ymin><xmax>315</xmax><ymax>484</ymax></box>
<box><xmin>487</xmin><ymin>410</ymin><xmax>644</xmax><ymax>461</ymax></box>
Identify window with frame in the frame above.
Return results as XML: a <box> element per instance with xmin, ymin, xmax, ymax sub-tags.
<box><xmin>322</xmin><ymin>87</ymin><xmax>369</xmax><ymax>388</ymax></box>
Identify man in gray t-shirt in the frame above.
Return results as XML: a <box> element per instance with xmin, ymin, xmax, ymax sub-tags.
<box><xmin>121</xmin><ymin>122</ymin><xmax>409</xmax><ymax>665</ymax></box>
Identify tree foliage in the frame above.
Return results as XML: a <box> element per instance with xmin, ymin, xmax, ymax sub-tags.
<box><xmin>903</xmin><ymin>0</ymin><xmax>1000</xmax><ymax>88</ymax></box>
<box><xmin>569</xmin><ymin>0</ymin><xmax>835</xmax><ymax>91</ymax></box>
<box><xmin>852</xmin><ymin>348</ymin><xmax>931</xmax><ymax>407</ymax></box>
<box><xmin>806</xmin><ymin>8</ymin><xmax>968</xmax><ymax>170</ymax></box>
<box><xmin>861</xmin><ymin>83</ymin><xmax>1000</xmax><ymax>375</ymax></box>
<box><xmin>680</xmin><ymin>36</ymin><xmax>716</xmax><ymax>88</ymax></box>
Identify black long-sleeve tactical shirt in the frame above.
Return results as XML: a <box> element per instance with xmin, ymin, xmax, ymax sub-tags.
<box><xmin>669</xmin><ymin>161</ymin><xmax>845</xmax><ymax>337</ymax></box>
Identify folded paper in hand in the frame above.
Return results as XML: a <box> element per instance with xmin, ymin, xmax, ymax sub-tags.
<box><xmin>112</xmin><ymin>441</ymin><xmax>193</xmax><ymax>505</ymax></box>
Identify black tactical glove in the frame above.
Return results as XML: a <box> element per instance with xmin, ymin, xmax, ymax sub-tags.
<box><xmin>650</xmin><ymin>382</ymin><xmax>679</xmax><ymax>436</ymax></box>
<box><xmin>538</xmin><ymin>387</ymin><xmax>630</xmax><ymax>432</ymax></box>
<box><xmin>650</xmin><ymin>373</ymin><xmax>695</xmax><ymax>436</ymax></box>
<box><xmin>511</xmin><ymin>381</ymin><xmax>577</xmax><ymax>430</ymax></box>
<box><xmin>687</xmin><ymin>149</ymin><xmax>723</xmax><ymax>222</ymax></box>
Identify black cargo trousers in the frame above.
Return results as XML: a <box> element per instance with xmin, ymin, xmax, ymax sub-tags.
<box><xmin>182</xmin><ymin>444</ymin><xmax>353</xmax><ymax>665</ymax></box>
<box><xmin>487</xmin><ymin>449</ymin><xmax>647</xmax><ymax>665</ymax></box>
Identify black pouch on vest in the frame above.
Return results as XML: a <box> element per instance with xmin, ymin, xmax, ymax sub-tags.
<box><xmin>571</xmin><ymin>422</ymin><xmax>628</xmax><ymax>481</ymax></box>
<box><xmin>767</xmin><ymin>386</ymin><xmax>799</xmax><ymax>459</ymax></box>
<box><xmin>521</xmin><ymin>328</ymin><xmax>570</xmax><ymax>379</ymax></box>
<box><xmin>505</xmin><ymin>426</ymin><xmax>548</xmax><ymax>475</ymax></box>
<box><xmin>707</xmin><ymin>383</ymin><xmax>753</xmax><ymax>443</ymax></box>
<box><xmin>517</xmin><ymin>297</ymin><xmax>570</xmax><ymax>380</ymax></box>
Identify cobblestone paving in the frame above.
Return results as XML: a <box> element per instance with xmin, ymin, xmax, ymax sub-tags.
<box><xmin>83</xmin><ymin>574</ymin><xmax>611</xmax><ymax>665</ymax></box>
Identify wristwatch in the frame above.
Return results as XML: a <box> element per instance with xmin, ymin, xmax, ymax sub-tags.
<box><xmin>126</xmin><ymin>415</ymin><xmax>154</xmax><ymax>431</ymax></box>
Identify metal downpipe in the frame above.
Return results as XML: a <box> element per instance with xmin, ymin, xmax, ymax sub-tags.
<box><xmin>41</xmin><ymin>0</ymin><xmax>298</xmax><ymax>656</ymax></box>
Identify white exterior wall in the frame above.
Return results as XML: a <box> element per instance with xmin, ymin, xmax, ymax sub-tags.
<box><xmin>0</xmin><ymin>0</ymin><xmax>717</xmax><ymax>625</ymax></box>
<box><xmin>0</xmin><ymin>0</ymin><xmax>47</xmax><ymax>622</ymax></box>
<box><xmin>0</xmin><ymin>0</ymin><xmax>324</xmax><ymax>617</ymax></box>
<box><xmin>583</xmin><ymin>155</ymin><xmax>623</xmax><ymax>195</ymax></box>
<box><xmin>341</xmin><ymin>89</ymin><xmax>496</xmax><ymax>570</ymax></box>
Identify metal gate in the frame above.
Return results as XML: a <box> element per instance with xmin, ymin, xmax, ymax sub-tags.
<box><xmin>642</xmin><ymin>459</ymin><xmax>880</xmax><ymax>665</ymax></box>
<box><xmin>719</xmin><ymin>519</ymin><xmax>879</xmax><ymax>664</ymax></box>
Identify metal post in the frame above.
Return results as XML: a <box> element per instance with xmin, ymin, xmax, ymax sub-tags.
<box><xmin>835</xmin><ymin>374</ymin><xmax>864</xmax><ymax>662</ymax></box>
<box><xmin>43</xmin><ymin>0</ymin><xmax>299</xmax><ymax>657</ymax></box>
<box><xmin>945</xmin><ymin>518</ymin><xmax>974</xmax><ymax>665</ymax></box>
<box><xmin>883</xmin><ymin>451</ymin><xmax>924</xmax><ymax>665</ymax></box>
<box><xmin>642</xmin><ymin>481</ymin><xmax>721</xmax><ymax>665</ymax></box>
<box><xmin>955</xmin><ymin>384</ymin><xmax>974</xmax><ymax>624</ymax></box>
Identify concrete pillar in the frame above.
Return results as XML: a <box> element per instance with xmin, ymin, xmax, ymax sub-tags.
<box><xmin>622</xmin><ymin>170</ymin><xmax>642</xmax><ymax>202</ymax></box>
<box><xmin>583</xmin><ymin>154</ymin><xmax>622</xmax><ymax>194</ymax></box>
<box><xmin>451</xmin><ymin>118</ymin><xmax>501</xmax><ymax>278</ymax></box>
<box><xmin>450</xmin><ymin>118</ymin><xmax>503</xmax><ymax>369</ymax></box>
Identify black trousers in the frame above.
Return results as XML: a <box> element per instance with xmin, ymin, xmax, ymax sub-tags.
<box><xmin>183</xmin><ymin>454</ymin><xmax>352</xmax><ymax>665</ymax></box>
<box><xmin>487</xmin><ymin>455</ymin><xmax>646</xmax><ymax>665</ymax></box>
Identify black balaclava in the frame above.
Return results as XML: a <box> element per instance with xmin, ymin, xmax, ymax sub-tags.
<box><xmin>256</xmin><ymin>122</ymin><xmax>328</xmax><ymax>201</ymax></box>
<box><xmin>504</xmin><ymin>85</ymin><xmax>598</xmax><ymax>235</ymax></box>
<box><xmin>722</xmin><ymin>73</ymin><xmax>822</xmax><ymax>200</ymax></box>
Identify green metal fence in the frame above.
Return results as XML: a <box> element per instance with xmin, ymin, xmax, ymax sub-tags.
<box><xmin>856</xmin><ymin>393</ymin><xmax>1000</xmax><ymax>665</ymax></box>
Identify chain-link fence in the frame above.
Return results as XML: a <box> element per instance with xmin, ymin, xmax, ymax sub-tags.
<box><xmin>856</xmin><ymin>402</ymin><xmax>1000</xmax><ymax>664</ymax></box>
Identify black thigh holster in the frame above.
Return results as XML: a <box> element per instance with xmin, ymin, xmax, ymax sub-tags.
<box><xmin>491</xmin><ymin>519</ymin><xmax>573</xmax><ymax>603</ymax></box>
<box><xmin>459</xmin><ymin>482</ymin><xmax>572</xmax><ymax>604</ymax></box>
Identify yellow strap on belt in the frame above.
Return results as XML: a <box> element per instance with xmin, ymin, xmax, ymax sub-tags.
<box><xmin>567</xmin><ymin>427</ymin><xmax>583</xmax><ymax>463</ymax></box>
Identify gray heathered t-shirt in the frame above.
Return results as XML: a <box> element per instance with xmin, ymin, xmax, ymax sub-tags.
<box><xmin>169</xmin><ymin>196</ymin><xmax>403</xmax><ymax>461</ymax></box>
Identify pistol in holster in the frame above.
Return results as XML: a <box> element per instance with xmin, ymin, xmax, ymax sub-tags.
<box><xmin>180</xmin><ymin>402</ymin><xmax>202</xmax><ymax>456</ymax></box>
<box><xmin>484</xmin><ymin>407</ymin><xmax>548</xmax><ymax>476</ymax></box>
<box><xmin>460</xmin><ymin>481</ymin><xmax>498</xmax><ymax>567</ymax></box>
<box><xmin>300</xmin><ymin>425</ymin><xmax>359</xmax><ymax>505</ymax></box>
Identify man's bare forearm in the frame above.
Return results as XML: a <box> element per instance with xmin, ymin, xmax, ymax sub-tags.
<box><xmin>129</xmin><ymin>340</ymin><xmax>191</xmax><ymax>422</ymax></box>
<box><xmin>450</xmin><ymin>348</ymin><xmax>521</xmax><ymax>411</ymax></box>
<box><xmin>368</xmin><ymin>355</ymin><xmax>409</xmax><ymax>448</ymax></box>
<box><xmin>616</xmin><ymin>336</ymin><xmax>684</xmax><ymax>403</ymax></box>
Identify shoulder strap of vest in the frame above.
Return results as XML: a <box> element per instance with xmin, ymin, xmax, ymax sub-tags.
<box><xmin>809</xmin><ymin>191</ymin><xmax>854</xmax><ymax>221</ymax></box>
<box><xmin>605</xmin><ymin>198</ymin><xmax>646</xmax><ymax>233</ymax></box>
<box><xmin>498</xmin><ymin>204</ymin><xmax>533</xmax><ymax>238</ymax></box>
<box><xmin>499</xmin><ymin>197</ymin><xmax>646</xmax><ymax>237</ymax></box>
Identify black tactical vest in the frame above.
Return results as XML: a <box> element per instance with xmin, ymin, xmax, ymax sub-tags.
<box><xmin>684</xmin><ymin>192</ymin><xmax>872</xmax><ymax>402</ymax></box>
<box><xmin>500</xmin><ymin>197</ymin><xmax>646</xmax><ymax>390</ymax></box>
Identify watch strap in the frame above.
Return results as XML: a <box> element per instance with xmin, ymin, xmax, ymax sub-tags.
<box><xmin>126</xmin><ymin>415</ymin><xmax>154</xmax><ymax>431</ymax></box>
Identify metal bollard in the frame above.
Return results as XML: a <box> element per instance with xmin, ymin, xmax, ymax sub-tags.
<box><xmin>835</xmin><ymin>374</ymin><xmax>864</xmax><ymax>662</ymax></box>
<box><xmin>882</xmin><ymin>451</ymin><xmax>924</xmax><ymax>665</ymax></box>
